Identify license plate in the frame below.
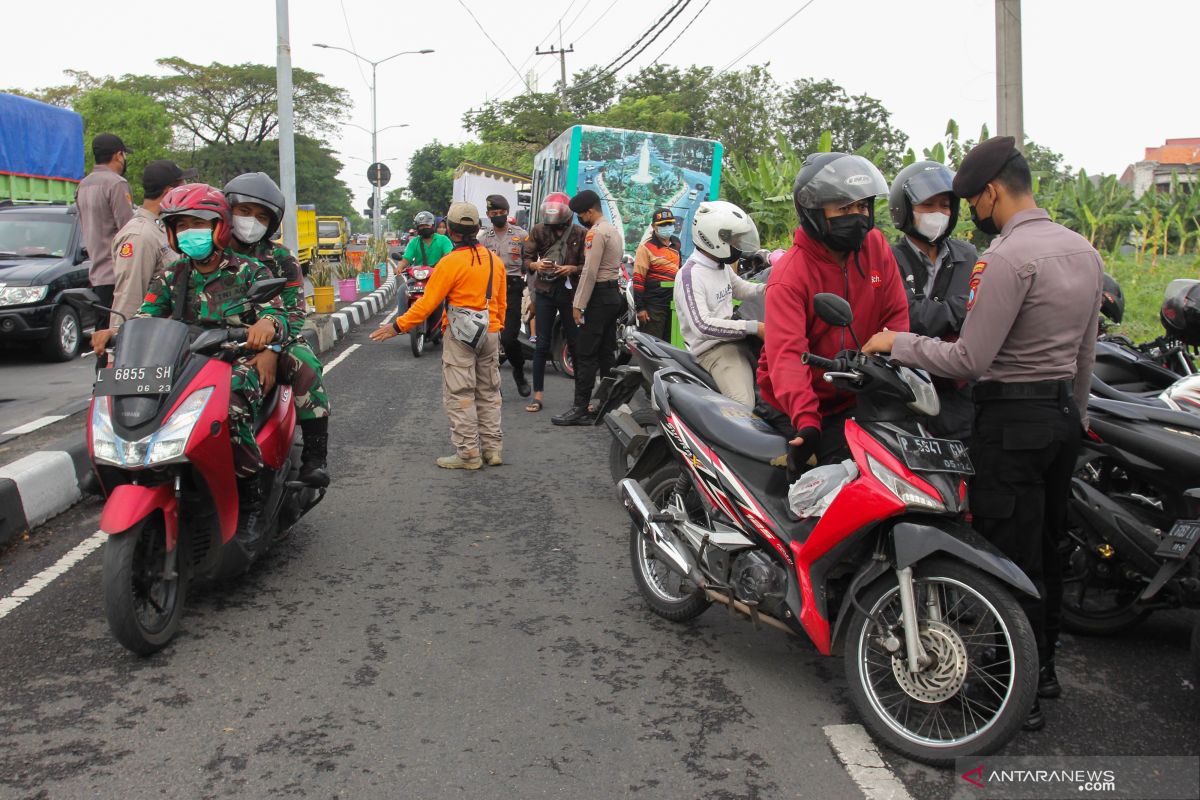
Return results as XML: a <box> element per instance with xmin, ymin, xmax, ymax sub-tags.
<box><xmin>1156</xmin><ymin>519</ymin><xmax>1200</xmax><ymax>561</ymax></box>
<box><xmin>95</xmin><ymin>365</ymin><xmax>174</xmax><ymax>396</ymax></box>
<box><xmin>896</xmin><ymin>434</ymin><xmax>974</xmax><ymax>474</ymax></box>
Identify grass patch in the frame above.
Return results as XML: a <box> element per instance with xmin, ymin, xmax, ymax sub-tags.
<box><xmin>1105</xmin><ymin>254</ymin><xmax>1199</xmax><ymax>342</ymax></box>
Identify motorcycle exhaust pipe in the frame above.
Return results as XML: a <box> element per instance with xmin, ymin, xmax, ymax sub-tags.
<box><xmin>704</xmin><ymin>590</ymin><xmax>795</xmax><ymax>635</ymax></box>
<box><xmin>618</xmin><ymin>477</ymin><xmax>706</xmax><ymax>587</ymax></box>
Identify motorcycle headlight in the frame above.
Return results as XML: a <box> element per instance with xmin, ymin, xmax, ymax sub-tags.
<box><xmin>0</xmin><ymin>285</ymin><xmax>49</xmax><ymax>306</ymax></box>
<box><xmin>146</xmin><ymin>387</ymin><xmax>213</xmax><ymax>465</ymax></box>
<box><xmin>866</xmin><ymin>453</ymin><xmax>945</xmax><ymax>512</ymax></box>
<box><xmin>412</xmin><ymin>268</ymin><xmax>431</xmax><ymax>281</ymax></box>
<box><xmin>91</xmin><ymin>397</ymin><xmax>123</xmax><ymax>465</ymax></box>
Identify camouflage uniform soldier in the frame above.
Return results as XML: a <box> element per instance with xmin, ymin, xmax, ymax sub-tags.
<box><xmin>138</xmin><ymin>184</ymin><xmax>287</xmax><ymax>531</ymax></box>
<box><xmin>225</xmin><ymin>173</ymin><xmax>331</xmax><ymax>487</ymax></box>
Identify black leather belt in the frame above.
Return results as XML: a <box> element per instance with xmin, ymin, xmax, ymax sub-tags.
<box><xmin>973</xmin><ymin>380</ymin><xmax>1072</xmax><ymax>402</ymax></box>
<box><xmin>594</xmin><ymin>280</ymin><xmax>619</xmax><ymax>289</ymax></box>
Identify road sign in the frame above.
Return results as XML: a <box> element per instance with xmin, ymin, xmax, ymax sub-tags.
<box><xmin>367</xmin><ymin>162</ymin><xmax>392</xmax><ymax>187</ymax></box>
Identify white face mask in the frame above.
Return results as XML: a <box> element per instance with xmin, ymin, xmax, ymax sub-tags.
<box><xmin>232</xmin><ymin>215</ymin><xmax>268</xmax><ymax>244</ymax></box>
<box><xmin>913</xmin><ymin>211</ymin><xmax>950</xmax><ymax>242</ymax></box>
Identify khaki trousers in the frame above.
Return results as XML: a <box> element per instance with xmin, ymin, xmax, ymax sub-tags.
<box><xmin>442</xmin><ymin>332</ymin><xmax>502</xmax><ymax>458</ymax></box>
<box><xmin>696</xmin><ymin>340</ymin><xmax>757</xmax><ymax>407</ymax></box>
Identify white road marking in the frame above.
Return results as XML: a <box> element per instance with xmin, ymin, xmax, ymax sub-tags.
<box><xmin>824</xmin><ymin>724</ymin><xmax>914</xmax><ymax>800</ymax></box>
<box><xmin>3</xmin><ymin>415</ymin><xmax>68</xmax><ymax>436</ymax></box>
<box><xmin>0</xmin><ymin>531</ymin><xmax>106</xmax><ymax>621</ymax></box>
<box><xmin>323</xmin><ymin>343</ymin><xmax>360</xmax><ymax>374</ymax></box>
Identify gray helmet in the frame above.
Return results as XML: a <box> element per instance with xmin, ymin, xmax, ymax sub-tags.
<box><xmin>888</xmin><ymin>161</ymin><xmax>958</xmax><ymax>244</ymax></box>
<box><xmin>223</xmin><ymin>172</ymin><xmax>285</xmax><ymax>241</ymax></box>
<box><xmin>792</xmin><ymin>152</ymin><xmax>888</xmax><ymax>244</ymax></box>
<box><xmin>414</xmin><ymin>211</ymin><xmax>435</xmax><ymax>227</ymax></box>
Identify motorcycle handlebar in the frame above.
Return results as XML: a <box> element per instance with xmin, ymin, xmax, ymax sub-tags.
<box><xmin>801</xmin><ymin>353</ymin><xmax>842</xmax><ymax>371</ymax></box>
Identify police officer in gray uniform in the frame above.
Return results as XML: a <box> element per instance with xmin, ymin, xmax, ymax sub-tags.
<box><xmin>864</xmin><ymin>137</ymin><xmax>1104</xmax><ymax>732</ymax></box>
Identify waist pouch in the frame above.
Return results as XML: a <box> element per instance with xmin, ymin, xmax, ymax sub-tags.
<box><xmin>447</xmin><ymin>251</ymin><xmax>495</xmax><ymax>351</ymax></box>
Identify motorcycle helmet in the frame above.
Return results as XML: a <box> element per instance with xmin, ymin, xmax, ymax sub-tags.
<box><xmin>1161</xmin><ymin>374</ymin><xmax>1200</xmax><ymax>415</ymax></box>
<box><xmin>692</xmin><ymin>201</ymin><xmax>761</xmax><ymax>264</ymax></box>
<box><xmin>888</xmin><ymin>161</ymin><xmax>958</xmax><ymax>244</ymax></box>
<box><xmin>414</xmin><ymin>210</ymin><xmax>435</xmax><ymax>228</ymax></box>
<box><xmin>792</xmin><ymin>152</ymin><xmax>889</xmax><ymax>247</ymax></box>
<box><xmin>1161</xmin><ymin>283</ymin><xmax>1200</xmax><ymax>346</ymax></box>
<box><xmin>160</xmin><ymin>183</ymin><xmax>232</xmax><ymax>251</ymax></box>
<box><xmin>1100</xmin><ymin>273</ymin><xmax>1125</xmax><ymax>324</ymax></box>
<box><xmin>540</xmin><ymin>192</ymin><xmax>572</xmax><ymax>225</ymax></box>
<box><xmin>222</xmin><ymin>172</ymin><xmax>285</xmax><ymax>241</ymax></box>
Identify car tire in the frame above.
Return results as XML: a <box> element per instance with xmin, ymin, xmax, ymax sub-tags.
<box><xmin>42</xmin><ymin>305</ymin><xmax>81</xmax><ymax>362</ymax></box>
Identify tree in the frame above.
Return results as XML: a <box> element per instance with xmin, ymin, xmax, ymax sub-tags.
<box><xmin>704</xmin><ymin>66</ymin><xmax>785</xmax><ymax>163</ymax></box>
<box><xmin>121</xmin><ymin>58</ymin><xmax>348</xmax><ymax>148</ymax></box>
<box><xmin>778</xmin><ymin>78</ymin><xmax>908</xmax><ymax>172</ymax></box>
<box><xmin>383</xmin><ymin>188</ymin><xmax>429</xmax><ymax>232</ymax></box>
<box><xmin>591</xmin><ymin>95</ymin><xmax>691</xmax><ymax>136</ymax></box>
<box><xmin>3</xmin><ymin>70</ymin><xmax>105</xmax><ymax>108</ymax></box>
<box><xmin>74</xmin><ymin>88</ymin><xmax>173</xmax><ymax>203</ymax></box>
<box><xmin>464</xmin><ymin>91</ymin><xmax>578</xmax><ymax>154</ymax></box>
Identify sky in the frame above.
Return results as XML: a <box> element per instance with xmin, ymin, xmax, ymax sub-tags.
<box><xmin>4</xmin><ymin>0</ymin><xmax>1194</xmax><ymax>213</ymax></box>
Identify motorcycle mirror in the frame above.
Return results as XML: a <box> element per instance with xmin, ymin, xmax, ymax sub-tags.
<box><xmin>190</xmin><ymin>327</ymin><xmax>230</xmax><ymax>353</ymax></box>
<box><xmin>60</xmin><ymin>287</ymin><xmax>102</xmax><ymax>314</ymax></box>
<box><xmin>813</xmin><ymin>293</ymin><xmax>854</xmax><ymax>328</ymax></box>
<box><xmin>246</xmin><ymin>277</ymin><xmax>287</xmax><ymax>305</ymax></box>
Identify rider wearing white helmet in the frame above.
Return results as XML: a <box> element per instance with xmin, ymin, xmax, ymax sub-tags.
<box><xmin>673</xmin><ymin>200</ymin><xmax>766</xmax><ymax>406</ymax></box>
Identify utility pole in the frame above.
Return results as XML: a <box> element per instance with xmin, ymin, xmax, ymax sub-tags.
<box><xmin>275</xmin><ymin>0</ymin><xmax>299</xmax><ymax>256</ymax></box>
<box><xmin>370</xmin><ymin>62</ymin><xmax>380</xmax><ymax>242</ymax></box>
<box><xmin>535</xmin><ymin>43</ymin><xmax>574</xmax><ymax>104</ymax></box>
<box><xmin>995</xmin><ymin>0</ymin><xmax>1024</xmax><ymax>151</ymax></box>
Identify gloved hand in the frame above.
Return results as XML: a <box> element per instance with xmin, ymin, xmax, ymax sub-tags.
<box><xmin>787</xmin><ymin>426</ymin><xmax>820</xmax><ymax>477</ymax></box>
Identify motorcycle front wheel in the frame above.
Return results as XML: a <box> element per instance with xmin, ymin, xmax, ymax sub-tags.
<box><xmin>410</xmin><ymin>329</ymin><xmax>426</xmax><ymax>358</ymax></box>
<box><xmin>629</xmin><ymin>465</ymin><xmax>710</xmax><ymax>622</ymax></box>
<box><xmin>844</xmin><ymin>559</ymin><xmax>1037</xmax><ymax>766</ymax></box>
<box><xmin>103</xmin><ymin>515</ymin><xmax>187</xmax><ymax>655</ymax></box>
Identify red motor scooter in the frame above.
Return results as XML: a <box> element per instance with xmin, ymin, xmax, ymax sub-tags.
<box><xmin>65</xmin><ymin>281</ymin><xmax>325</xmax><ymax>655</ymax></box>
<box><xmin>402</xmin><ymin>263</ymin><xmax>444</xmax><ymax>358</ymax></box>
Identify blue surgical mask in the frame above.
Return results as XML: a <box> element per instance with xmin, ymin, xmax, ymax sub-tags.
<box><xmin>177</xmin><ymin>228</ymin><xmax>215</xmax><ymax>260</ymax></box>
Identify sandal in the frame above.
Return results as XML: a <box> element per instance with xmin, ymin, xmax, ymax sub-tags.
<box><xmin>525</xmin><ymin>398</ymin><xmax>543</xmax><ymax>413</ymax></box>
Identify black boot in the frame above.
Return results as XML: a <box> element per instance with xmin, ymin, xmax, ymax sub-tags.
<box><xmin>513</xmin><ymin>367</ymin><xmax>531</xmax><ymax>398</ymax></box>
<box><xmin>237</xmin><ymin>476</ymin><xmax>265</xmax><ymax>543</ymax></box>
<box><xmin>1022</xmin><ymin>699</ymin><xmax>1045</xmax><ymax>732</ymax></box>
<box><xmin>299</xmin><ymin>418</ymin><xmax>330</xmax><ymax>488</ymax></box>
<box><xmin>552</xmin><ymin>406</ymin><xmax>595</xmax><ymax>426</ymax></box>
<box><xmin>1038</xmin><ymin>660</ymin><xmax>1062</xmax><ymax>699</ymax></box>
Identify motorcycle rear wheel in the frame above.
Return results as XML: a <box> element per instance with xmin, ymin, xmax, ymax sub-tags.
<box><xmin>629</xmin><ymin>465</ymin><xmax>710</xmax><ymax>622</ymax></box>
<box><xmin>844</xmin><ymin>559</ymin><xmax>1037</xmax><ymax>766</ymax></box>
<box><xmin>1059</xmin><ymin>526</ymin><xmax>1150</xmax><ymax>636</ymax></box>
<box><xmin>103</xmin><ymin>516</ymin><xmax>187</xmax><ymax>655</ymax></box>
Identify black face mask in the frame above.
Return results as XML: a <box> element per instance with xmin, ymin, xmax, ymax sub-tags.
<box><xmin>488</xmin><ymin>214</ymin><xmax>507</xmax><ymax>227</ymax></box>
<box><xmin>824</xmin><ymin>214</ymin><xmax>871</xmax><ymax>252</ymax></box>
<box><xmin>417</xmin><ymin>227</ymin><xmax>433</xmax><ymax>239</ymax></box>
<box><xmin>970</xmin><ymin>189</ymin><xmax>1002</xmax><ymax>236</ymax></box>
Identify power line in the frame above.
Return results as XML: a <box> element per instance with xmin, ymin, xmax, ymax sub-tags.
<box><xmin>458</xmin><ymin>0</ymin><xmax>532</xmax><ymax>93</ymax></box>
<box><xmin>490</xmin><ymin>0</ymin><xmax>582</xmax><ymax>99</ymax></box>
<box><xmin>567</xmin><ymin>0</ymin><xmax>691</xmax><ymax>96</ymax></box>
<box><xmin>338</xmin><ymin>0</ymin><xmax>370</xmax><ymax>90</ymax></box>
<box><xmin>650</xmin><ymin>0</ymin><xmax>711</xmax><ymax>65</ymax></box>
<box><xmin>717</xmin><ymin>0</ymin><xmax>817</xmax><ymax>76</ymax></box>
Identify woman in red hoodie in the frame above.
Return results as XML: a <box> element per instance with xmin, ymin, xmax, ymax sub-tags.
<box><xmin>755</xmin><ymin>153</ymin><xmax>910</xmax><ymax>475</ymax></box>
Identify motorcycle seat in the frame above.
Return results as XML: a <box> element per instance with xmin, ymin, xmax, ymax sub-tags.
<box><xmin>254</xmin><ymin>387</ymin><xmax>282</xmax><ymax>432</ymax></box>
<box><xmin>653</xmin><ymin>342</ymin><xmax>720</xmax><ymax>391</ymax></box>
<box><xmin>667</xmin><ymin>382</ymin><xmax>788</xmax><ymax>464</ymax></box>
<box><xmin>1091</xmin><ymin>377</ymin><xmax>1170</xmax><ymax>408</ymax></box>
<box><xmin>1090</xmin><ymin>396</ymin><xmax>1200</xmax><ymax>429</ymax></box>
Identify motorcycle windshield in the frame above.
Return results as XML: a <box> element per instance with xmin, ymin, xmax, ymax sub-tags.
<box><xmin>110</xmin><ymin>317</ymin><xmax>192</xmax><ymax>432</ymax></box>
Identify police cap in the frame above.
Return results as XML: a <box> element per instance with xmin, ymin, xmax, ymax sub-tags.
<box><xmin>568</xmin><ymin>190</ymin><xmax>601</xmax><ymax>214</ymax></box>
<box><xmin>485</xmin><ymin>194</ymin><xmax>509</xmax><ymax>212</ymax></box>
<box><xmin>952</xmin><ymin>136</ymin><xmax>1019</xmax><ymax>199</ymax></box>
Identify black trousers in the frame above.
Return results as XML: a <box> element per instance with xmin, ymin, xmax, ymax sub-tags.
<box><xmin>638</xmin><ymin>305</ymin><xmax>672</xmax><ymax>342</ymax></box>
<box><xmin>755</xmin><ymin>401</ymin><xmax>854</xmax><ymax>479</ymax></box>
<box><xmin>573</xmin><ymin>285</ymin><xmax>623</xmax><ymax>409</ymax></box>
<box><xmin>91</xmin><ymin>283</ymin><xmax>115</xmax><ymax>330</ymax></box>
<box><xmin>500</xmin><ymin>275</ymin><xmax>527</xmax><ymax>375</ymax></box>
<box><xmin>532</xmin><ymin>288</ymin><xmax>577</xmax><ymax>393</ymax></box>
<box><xmin>968</xmin><ymin>392</ymin><xmax>1080</xmax><ymax>663</ymax></box>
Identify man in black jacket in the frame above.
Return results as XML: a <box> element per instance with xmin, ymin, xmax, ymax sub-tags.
<box><xmin>887</xmin><ymin>161</ymin><xmax>979</xmax><ymax>441</ymax></box>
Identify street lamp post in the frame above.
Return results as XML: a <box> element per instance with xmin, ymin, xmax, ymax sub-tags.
<box><xmin>314</xmin><ymin>44</ymin><xmax>433</xmax><ymax>242</ymax></box>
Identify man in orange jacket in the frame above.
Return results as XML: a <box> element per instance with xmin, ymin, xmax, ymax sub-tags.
<box><xmin>371</xmin><ymin>202</ymin><xmax>507</xmax><ymax>470</ymax></box>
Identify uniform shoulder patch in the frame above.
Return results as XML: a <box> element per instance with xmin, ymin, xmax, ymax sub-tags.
<box><xmin>585</xmin><ymin>230</ymin><xmax>595</xmax><ymax>249</ymax></box>
<box><xmin>118</xmin><ymin>241</ymin><xmax>134</xmax><ymax>258</ymax></box>
<box><xmin>966</xmin><ymin>261</ymin><xmax>987</xmax><ymax>311</ymax></box>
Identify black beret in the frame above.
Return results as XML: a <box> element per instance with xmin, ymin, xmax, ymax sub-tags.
<box><xmin>952</xmin><ymin>136</ymin><xmax>1018</xmax><ymax>198</ymax></box>
<box><xmin>568</xmin><ymin>190</ymin><xmax>601</xmax><ymax>213</ymax></box>
<box><xmin>485</xmin><ymin>194</ymin><xmax>509</xmax><ymax>211</ymax></box>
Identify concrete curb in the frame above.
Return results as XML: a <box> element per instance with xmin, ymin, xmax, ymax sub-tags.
<box><xmin>0</xmin><ymin>441</ymin><xmax>91</xmax><ymax>547</ymax></box>
<box><xmin>0</xmin><ymin>273</ymin><xmax>399</xmax><ymax>541</ymax></box>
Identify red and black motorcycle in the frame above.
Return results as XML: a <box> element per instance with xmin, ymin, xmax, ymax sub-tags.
<box><xmin>618</xmin><ymin>293</ymin><xmax>1038</xmax><ymax>765</ymax></box>
<box><xmin>65</xmin><ymin>280</ymin><xmax>324</xmax><ymax>655</ymax></box>
<box><xmin>402</xmin><ymin>263</ymin><xmax>444</xmax><ymax>358</ymax></box>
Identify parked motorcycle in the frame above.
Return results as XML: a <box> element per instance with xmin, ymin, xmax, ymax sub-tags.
<box><xmin>64</xmin><ymin>282</ymin><xmax>325</xmax><ymax>655</ymax></box>
<box><xmin>619</xmin><ymin>293</ymin><xmax>1038</xmax><ymax>765</ymax></box>
<box><xmin>402</xmin><ymin>263</ymin><xmax>444</xmax><ymax>357</ymax></box>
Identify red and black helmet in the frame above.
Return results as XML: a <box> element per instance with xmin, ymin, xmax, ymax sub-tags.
<box><xmin>540</xmin><ymin>192</ymin><xmax>572</xmax><ymax>225</ymax></box>
<box><xmin>1161</xmin><ymin>283</ymin><xmax>1200</xmax><ymax>346</ymax></box>
<box><xmin>160</xmin><ymin>183</ymin><xmax>232</xmax><ymax>250</ymax></box>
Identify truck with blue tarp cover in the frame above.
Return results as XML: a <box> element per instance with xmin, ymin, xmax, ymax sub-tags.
<box><xmin>0</xmin><ymin>92</ymin><xmax>85</xmax><ymax>204</ymax></box>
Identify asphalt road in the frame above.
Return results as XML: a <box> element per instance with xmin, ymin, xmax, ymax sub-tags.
<box><xmin>0</xmin><ymin>345</ymin><xmax>94</xmax><ymax>440</ymax></box>
<box><xmin>0</xmin><ymin>315</ymin><xmax>1197</xmax><ymax>800</ymax></box>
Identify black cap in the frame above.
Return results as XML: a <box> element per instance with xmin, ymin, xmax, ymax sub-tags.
<box><xmin>485</xmin><ymin>194</ymin><xmax>509</xmax><ymax>212</ymax></box>
<box><xmin>92</xmin><ymin>133</ymin><xmax>132</xmax><ymax>162</ymax></box>
<box><xmin>952</xmin><ymin>136</ymin><xmax>1018</xmax><ymax>199</ymax></box>
<box><xmin>142</xmin><ymin>160</ymin><xmax>199</xmax><ymax>197</ymax></box>
<box><xmin>652</xmin><ymin>207</ymin><xmax>676</xmax><ymax>226</ymax></box>
<box><xmin>568</xmin><ymin>189</ymin><xmax>601</xmax><ymax>214</ymax></box>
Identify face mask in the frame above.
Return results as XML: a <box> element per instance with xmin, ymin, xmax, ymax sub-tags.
<box><xmin>232</xmin><ymin>215</ymin><xmax>268</xmax><ymax>244</ymax></box>
<box><xmin>824</xmin><ymin>214</ymin><xmax>871</xmax><ymax>252</ymax></box>
<box><xmin>176</xmin><ymin>228</ymin><xmax>215</xmax><ymax>260</ymax></box>
<box><xmin>914</xmin><ymin>211</ymin><xmax>950</xmax><ymax>242</ymax></box>
<box><xmin>970</xmin><ymin>188</ymin><xmax>1002</xmax><ymax>236</ymax></box>
<box><xmin>417</xmin><ymin>227</ymin><xmax>433</xmax><ymax>239</ymax></box>
<box><xmin>653</xmin><ymin>227</ymin><xmax>671</xmax><ymax>242</ymax></box>
<box><xmin>580</xmin><ymin>214</ymin><xmax>595</xmax><ymax>229</ymax></box>
<box><xmin>489</xmin><ymin>214</ymin><xmax>507</xmax><ymax>227</ymax></box>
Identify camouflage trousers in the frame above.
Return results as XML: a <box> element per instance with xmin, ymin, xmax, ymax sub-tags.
<box><xmin>229</xmin><ymin>359</ymin><xmax>265</xmax><ymax>478</ymax></box>
<box><xmin>277</xmin><ymin>340</ymin><xmax>330</xmax><ymax>422</ymax></box>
